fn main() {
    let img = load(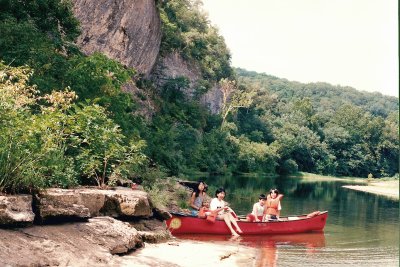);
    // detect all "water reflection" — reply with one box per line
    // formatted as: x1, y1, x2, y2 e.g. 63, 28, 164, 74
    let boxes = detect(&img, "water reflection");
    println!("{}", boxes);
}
176, 233, 326, 267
